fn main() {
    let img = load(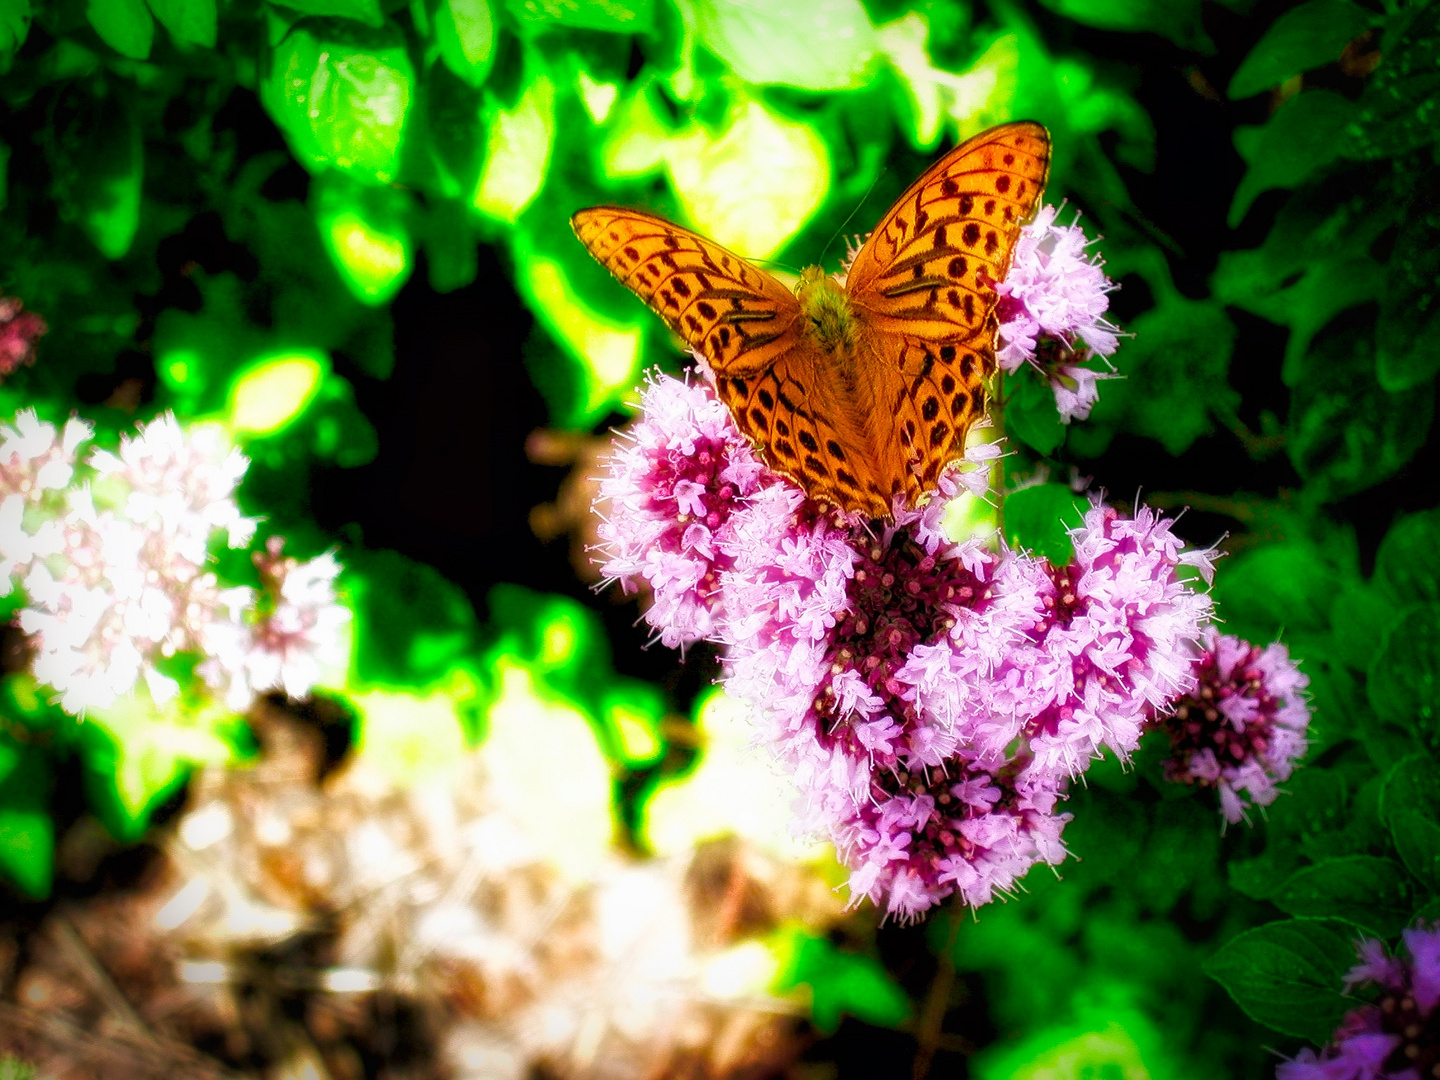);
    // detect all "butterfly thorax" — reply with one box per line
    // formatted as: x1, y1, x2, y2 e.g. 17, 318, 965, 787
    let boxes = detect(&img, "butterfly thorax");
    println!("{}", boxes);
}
796, 266, 857, 358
